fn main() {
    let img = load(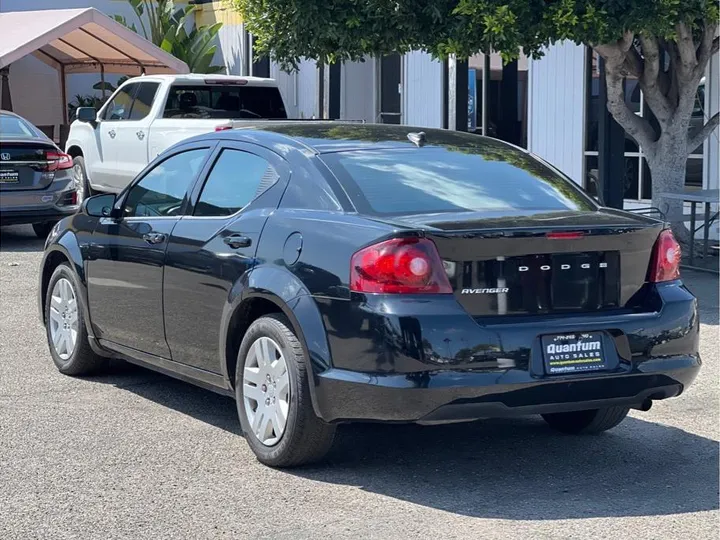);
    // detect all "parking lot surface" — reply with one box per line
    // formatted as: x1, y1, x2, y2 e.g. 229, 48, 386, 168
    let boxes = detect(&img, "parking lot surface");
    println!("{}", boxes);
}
1, 224, 718, 540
